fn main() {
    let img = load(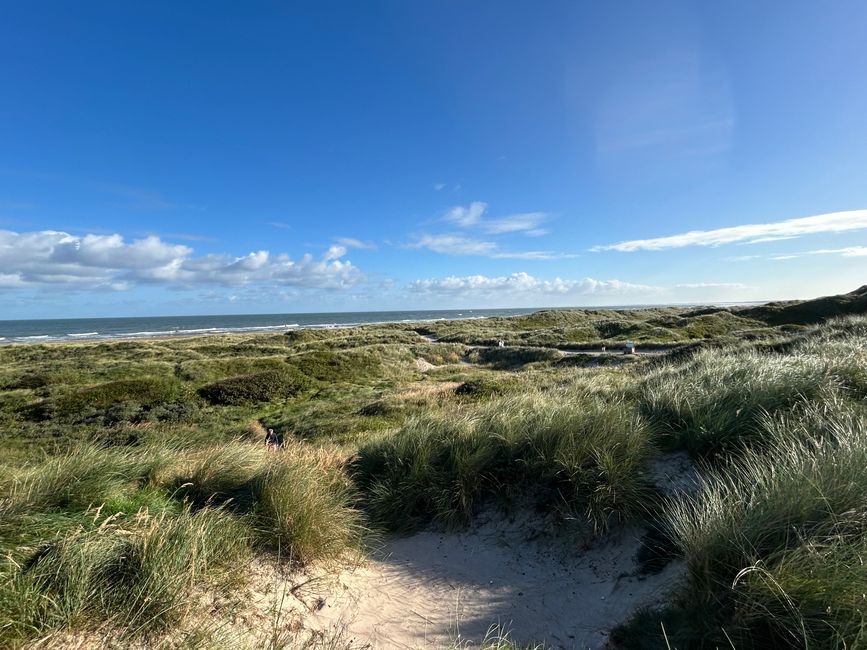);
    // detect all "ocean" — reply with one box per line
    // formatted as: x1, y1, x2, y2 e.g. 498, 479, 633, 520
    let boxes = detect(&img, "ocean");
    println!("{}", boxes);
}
0, 308, 542, 344
0, 302, 763, 345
